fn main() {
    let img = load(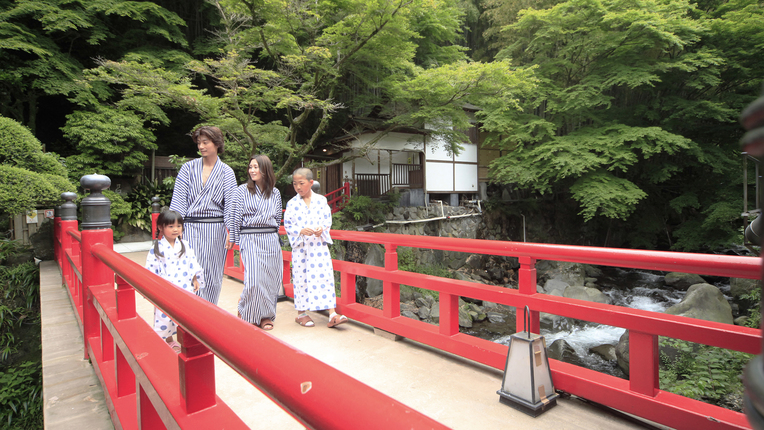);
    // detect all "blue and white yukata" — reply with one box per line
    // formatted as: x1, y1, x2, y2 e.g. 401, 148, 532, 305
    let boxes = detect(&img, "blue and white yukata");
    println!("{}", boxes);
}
230, 184, 283, 325
145, 237, 205, 340
170, 157, 237, 305
284, 192, 336, 312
